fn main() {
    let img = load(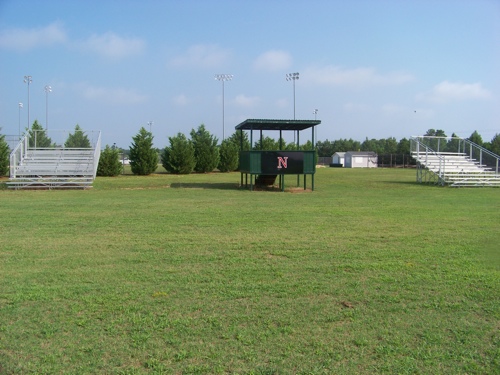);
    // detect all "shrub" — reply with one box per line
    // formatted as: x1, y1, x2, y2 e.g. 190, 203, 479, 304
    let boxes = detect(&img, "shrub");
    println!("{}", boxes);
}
190, 125, 219, 173
129, 127, 158, 175
0, 131, 9, 176
161, 133, 195, 174
97, 145, 122, 176
218, 139, 239, 172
